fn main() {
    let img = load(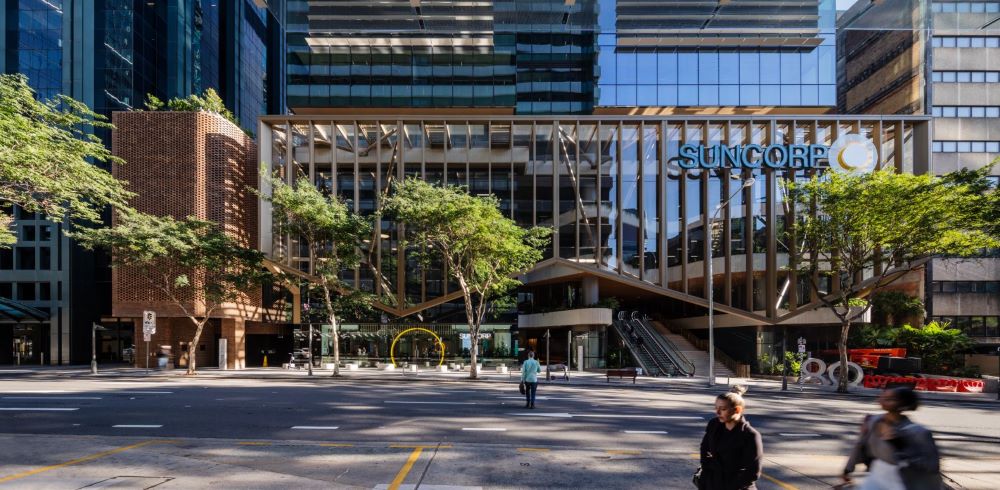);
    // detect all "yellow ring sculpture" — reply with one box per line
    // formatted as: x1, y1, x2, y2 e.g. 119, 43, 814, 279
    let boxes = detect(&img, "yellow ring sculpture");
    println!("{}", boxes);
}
389, 327, 446, 368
